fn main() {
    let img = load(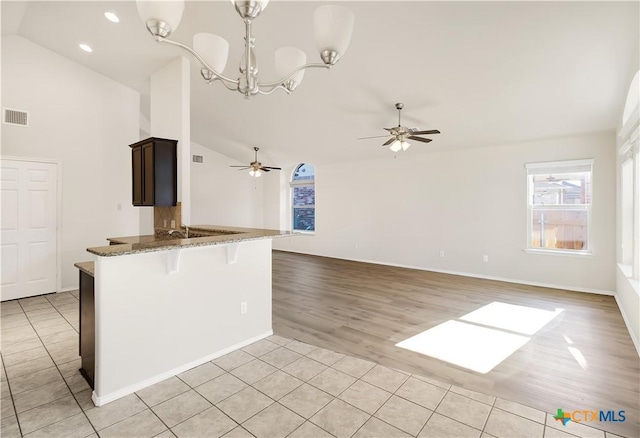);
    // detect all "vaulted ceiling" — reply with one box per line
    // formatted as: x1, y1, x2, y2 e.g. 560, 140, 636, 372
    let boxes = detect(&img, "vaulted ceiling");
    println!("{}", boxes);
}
2, 1, 639, 165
